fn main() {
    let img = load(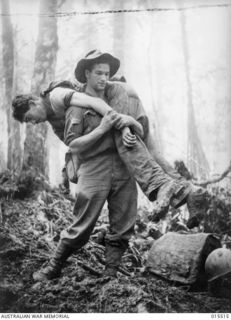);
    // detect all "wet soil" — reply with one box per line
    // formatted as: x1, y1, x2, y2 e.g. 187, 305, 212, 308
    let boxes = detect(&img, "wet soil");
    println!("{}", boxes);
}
0, 190, 230, 313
